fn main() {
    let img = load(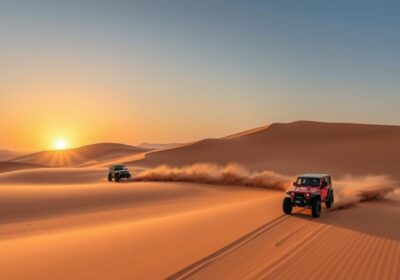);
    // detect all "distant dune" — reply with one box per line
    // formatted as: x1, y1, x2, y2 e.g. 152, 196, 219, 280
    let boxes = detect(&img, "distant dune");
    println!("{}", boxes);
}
0, 149, 24, 161
0, 161, 46, 173
137, 142, 182, 150
0, 168, 104, 184
9, 143, 150, 167
222, 124, 269, 139
131, 121, 400, 181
